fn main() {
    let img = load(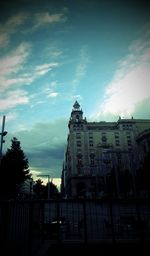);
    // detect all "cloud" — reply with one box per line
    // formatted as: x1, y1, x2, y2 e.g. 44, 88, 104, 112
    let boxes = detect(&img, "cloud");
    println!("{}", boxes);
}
0, 43, 59, 90
0, 32, 9, 47
0, 42, 31, 91
0, 60, 59, 90
34, 8, 68, 28
3, 118, 68, 177
47, 92, 59, 98
0, 112, 17, 123
0, 42, 30, 76
71, 46, 89, 98
72, 46, 90, 89
0, 41, 60, 111
133, 97, 150, 119
0, 8, 68, 48
0, 13, 28, 48
0, 89, 29, 110
93, 28, 150, 120
35, 63, 59, 76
